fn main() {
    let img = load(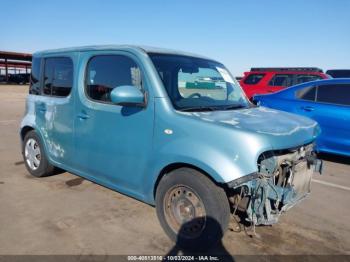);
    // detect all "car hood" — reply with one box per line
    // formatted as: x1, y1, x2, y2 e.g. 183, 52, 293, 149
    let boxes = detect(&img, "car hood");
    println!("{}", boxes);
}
184, 106, 319, 150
